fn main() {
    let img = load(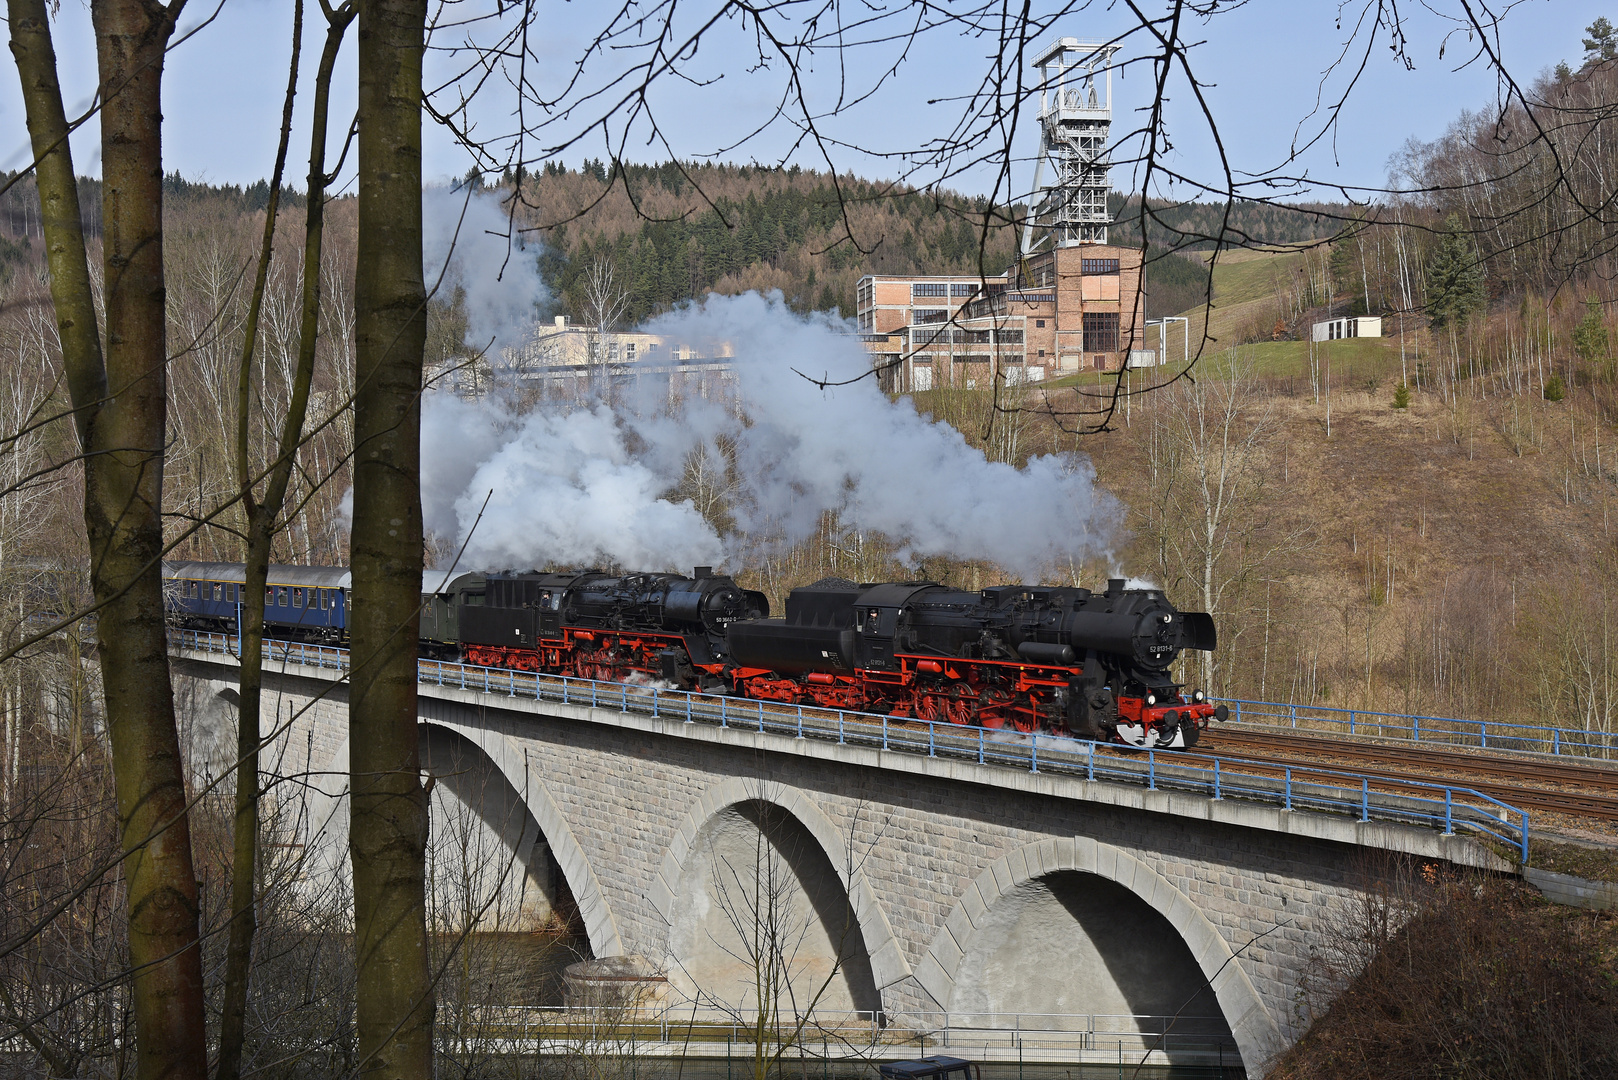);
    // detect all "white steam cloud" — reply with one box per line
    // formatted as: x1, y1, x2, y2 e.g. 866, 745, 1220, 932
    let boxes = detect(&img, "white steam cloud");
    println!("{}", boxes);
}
422, 291, 1121, 580
423, 187, 547, 355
